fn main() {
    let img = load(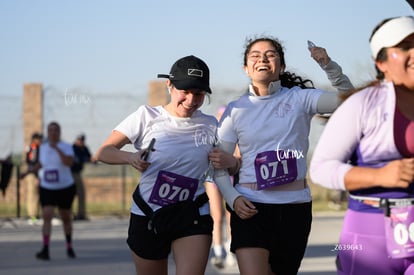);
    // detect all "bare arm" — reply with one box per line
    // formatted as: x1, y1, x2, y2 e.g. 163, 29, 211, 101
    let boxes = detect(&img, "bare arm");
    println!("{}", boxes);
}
310, 91, 414, 191
344, 158, 414, 191
95, 130, 150, 172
